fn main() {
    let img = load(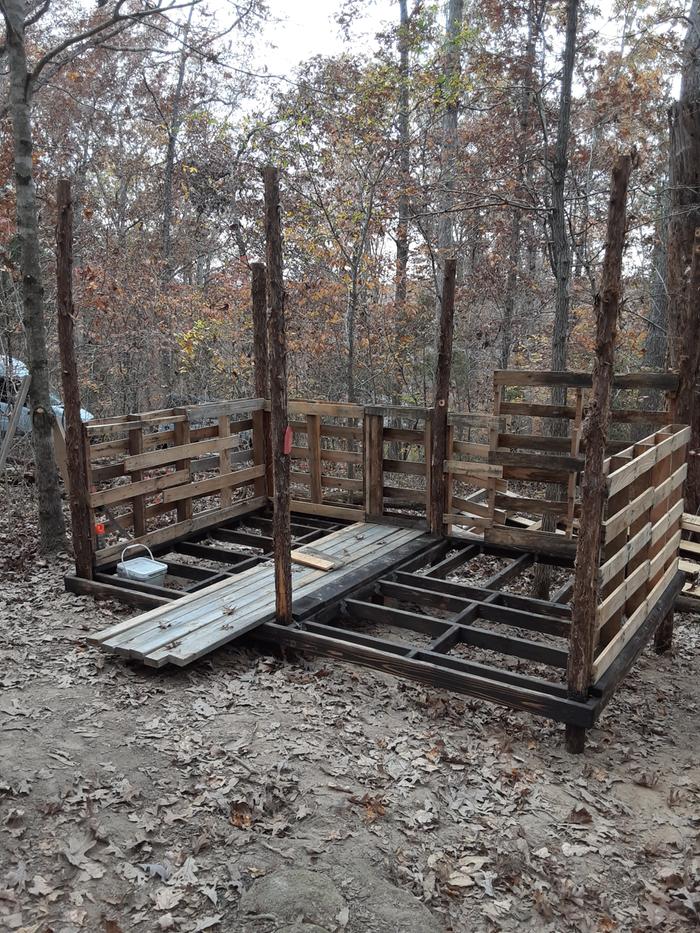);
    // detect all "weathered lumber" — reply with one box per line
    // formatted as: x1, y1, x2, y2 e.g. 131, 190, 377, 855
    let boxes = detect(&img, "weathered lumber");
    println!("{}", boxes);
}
0, 374, 30, 473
